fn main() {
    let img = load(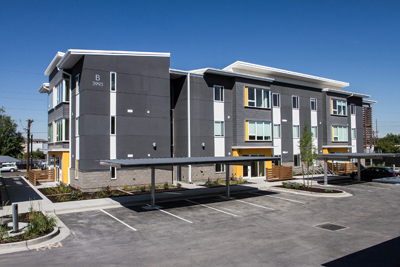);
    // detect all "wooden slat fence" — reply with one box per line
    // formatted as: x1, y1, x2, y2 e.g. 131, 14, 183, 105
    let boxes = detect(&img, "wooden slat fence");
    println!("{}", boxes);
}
266, 166, 293, 182
327, 162, 357, 175
28, 169, 55, 186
